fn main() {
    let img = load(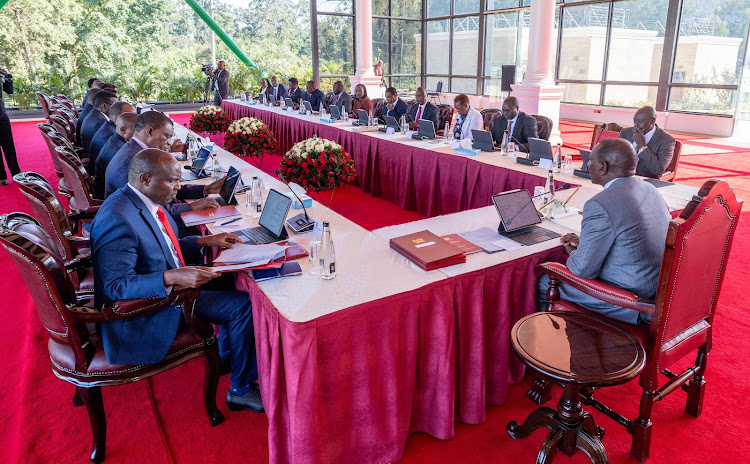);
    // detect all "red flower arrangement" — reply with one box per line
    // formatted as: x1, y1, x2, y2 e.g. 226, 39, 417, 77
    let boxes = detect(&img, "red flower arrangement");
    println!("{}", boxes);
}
188, 105, 232, 134
279, 136, 356, 190
223, 117, 278, 160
